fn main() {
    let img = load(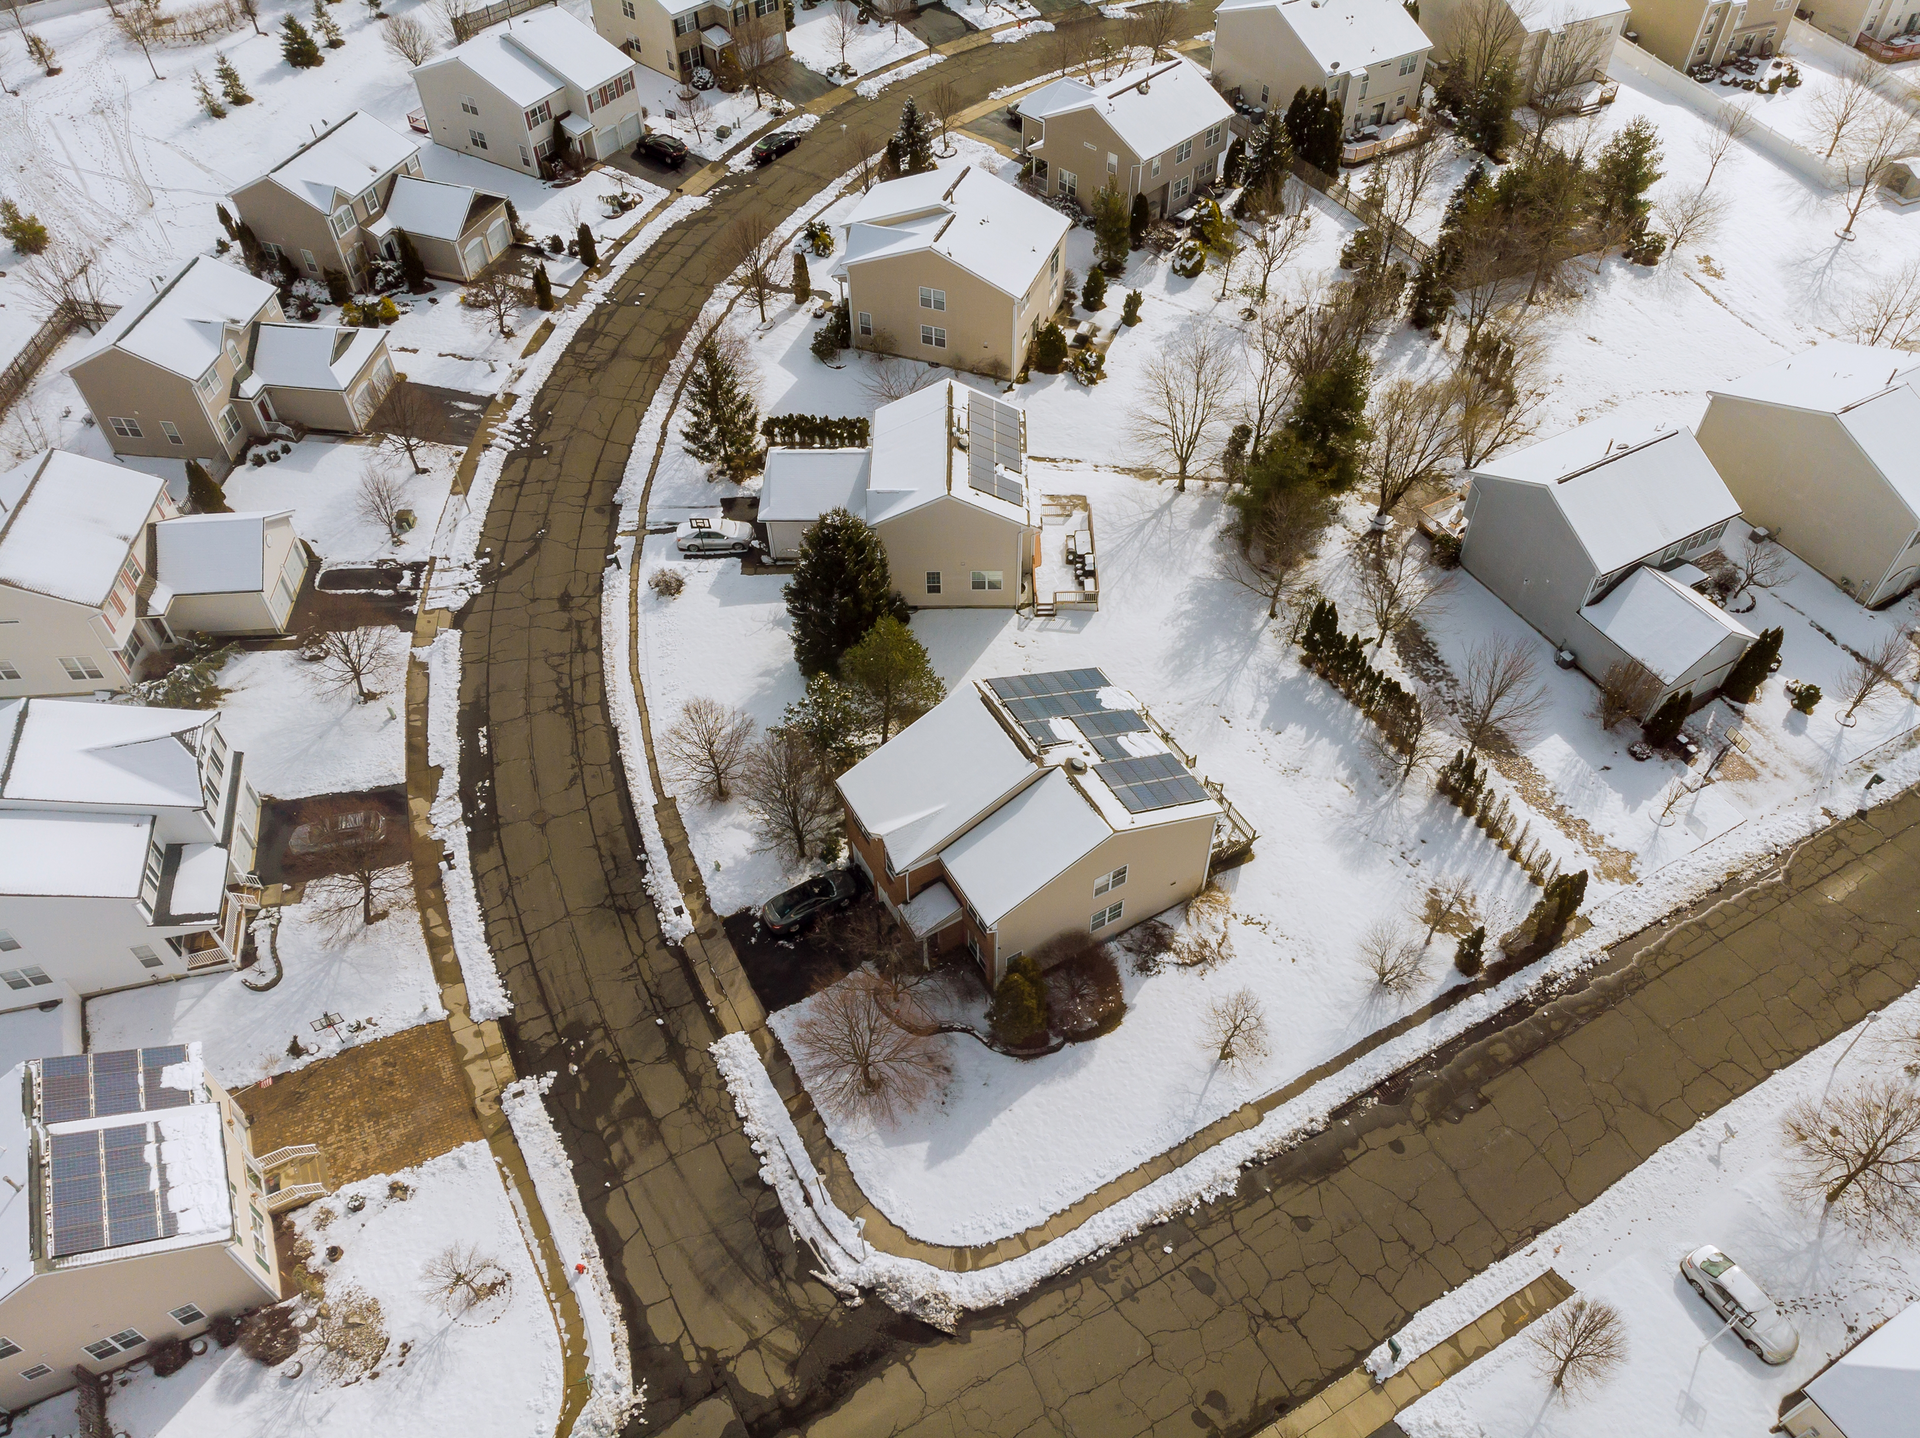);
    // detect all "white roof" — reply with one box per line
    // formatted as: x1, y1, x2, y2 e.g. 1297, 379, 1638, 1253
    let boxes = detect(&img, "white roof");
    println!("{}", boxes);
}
423, 7, 630, 107
900, 880, 962, 939
68, 256, 276, 382
1022, 58, 1236, 160
1806, 1301, 1920, 1438
166, 841, 229, 920
1582, 565, 1755, 684
1470, 424, 1743, 576
837, 690, 1038, 872
0, 989, 81, 1085
941, 768, 1109, 925
757, 449, 871, 523
249, 322, 383, 392
0, 698, 214, 811
0, 450, 162, 608
0, 811, 152, 897
1518, 0, 1630, 32
839, 166, 1072, 299
0, 1065, 30, 1303
383, 174, 492, 242
251, 111, 419, 213
1216, 0, 1432, 74
153, 512, 287, 597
